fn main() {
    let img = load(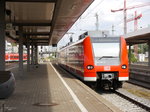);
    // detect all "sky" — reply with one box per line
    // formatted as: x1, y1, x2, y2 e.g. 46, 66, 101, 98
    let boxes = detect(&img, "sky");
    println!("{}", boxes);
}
58, 0, 150, 48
